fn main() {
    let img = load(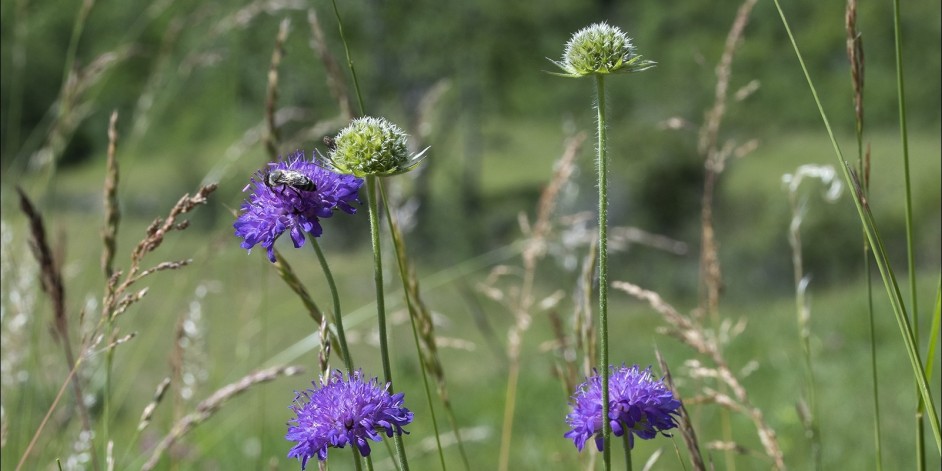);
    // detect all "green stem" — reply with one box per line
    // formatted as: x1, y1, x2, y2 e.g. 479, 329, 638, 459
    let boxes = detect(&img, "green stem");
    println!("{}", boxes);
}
104, 332, 114, 459
853, 64, 884, 471
378, 180, 448, 470
867, 256, 884, 470
595, 73, 611, 469
621, 433, 633, 471
890, 0, 924, 467
328, 3, 408, 467
771, 0, 941, 451
309, 235, 354, 371
366, 177, 391, 383
787, 192, 821, 470
330, 0, 365, 117
366, 176, 409, 471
